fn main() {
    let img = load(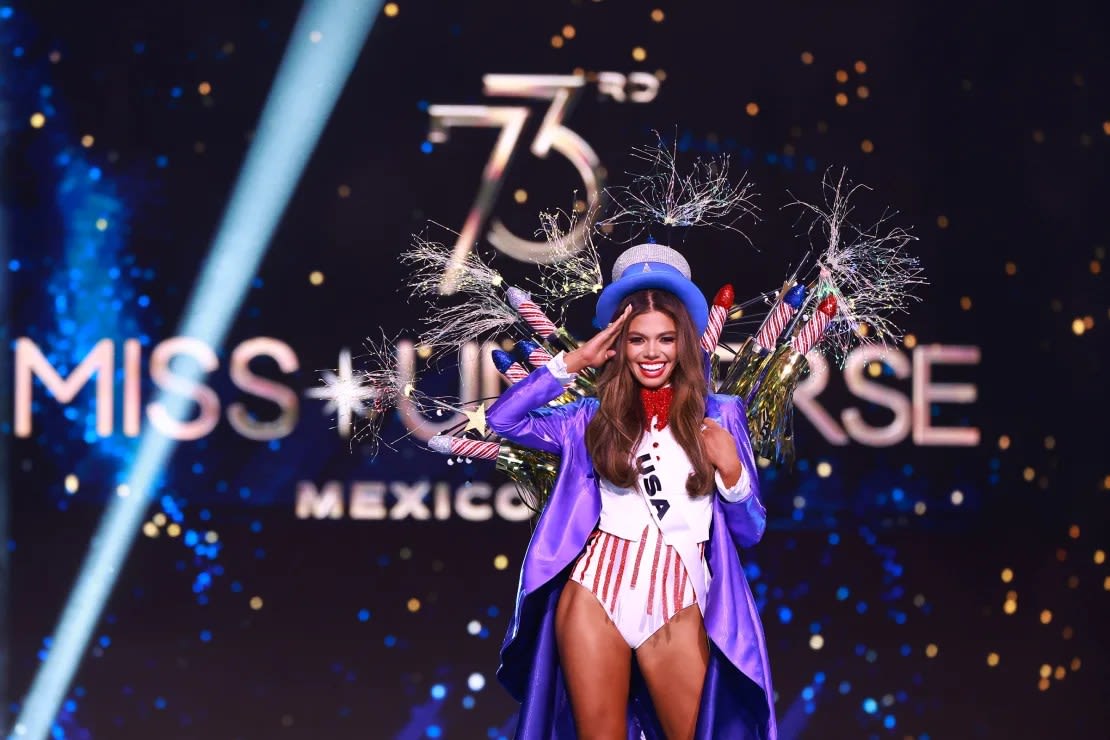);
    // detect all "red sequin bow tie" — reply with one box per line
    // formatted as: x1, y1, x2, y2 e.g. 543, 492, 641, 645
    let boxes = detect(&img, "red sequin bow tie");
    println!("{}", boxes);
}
640, 385, 674, 430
